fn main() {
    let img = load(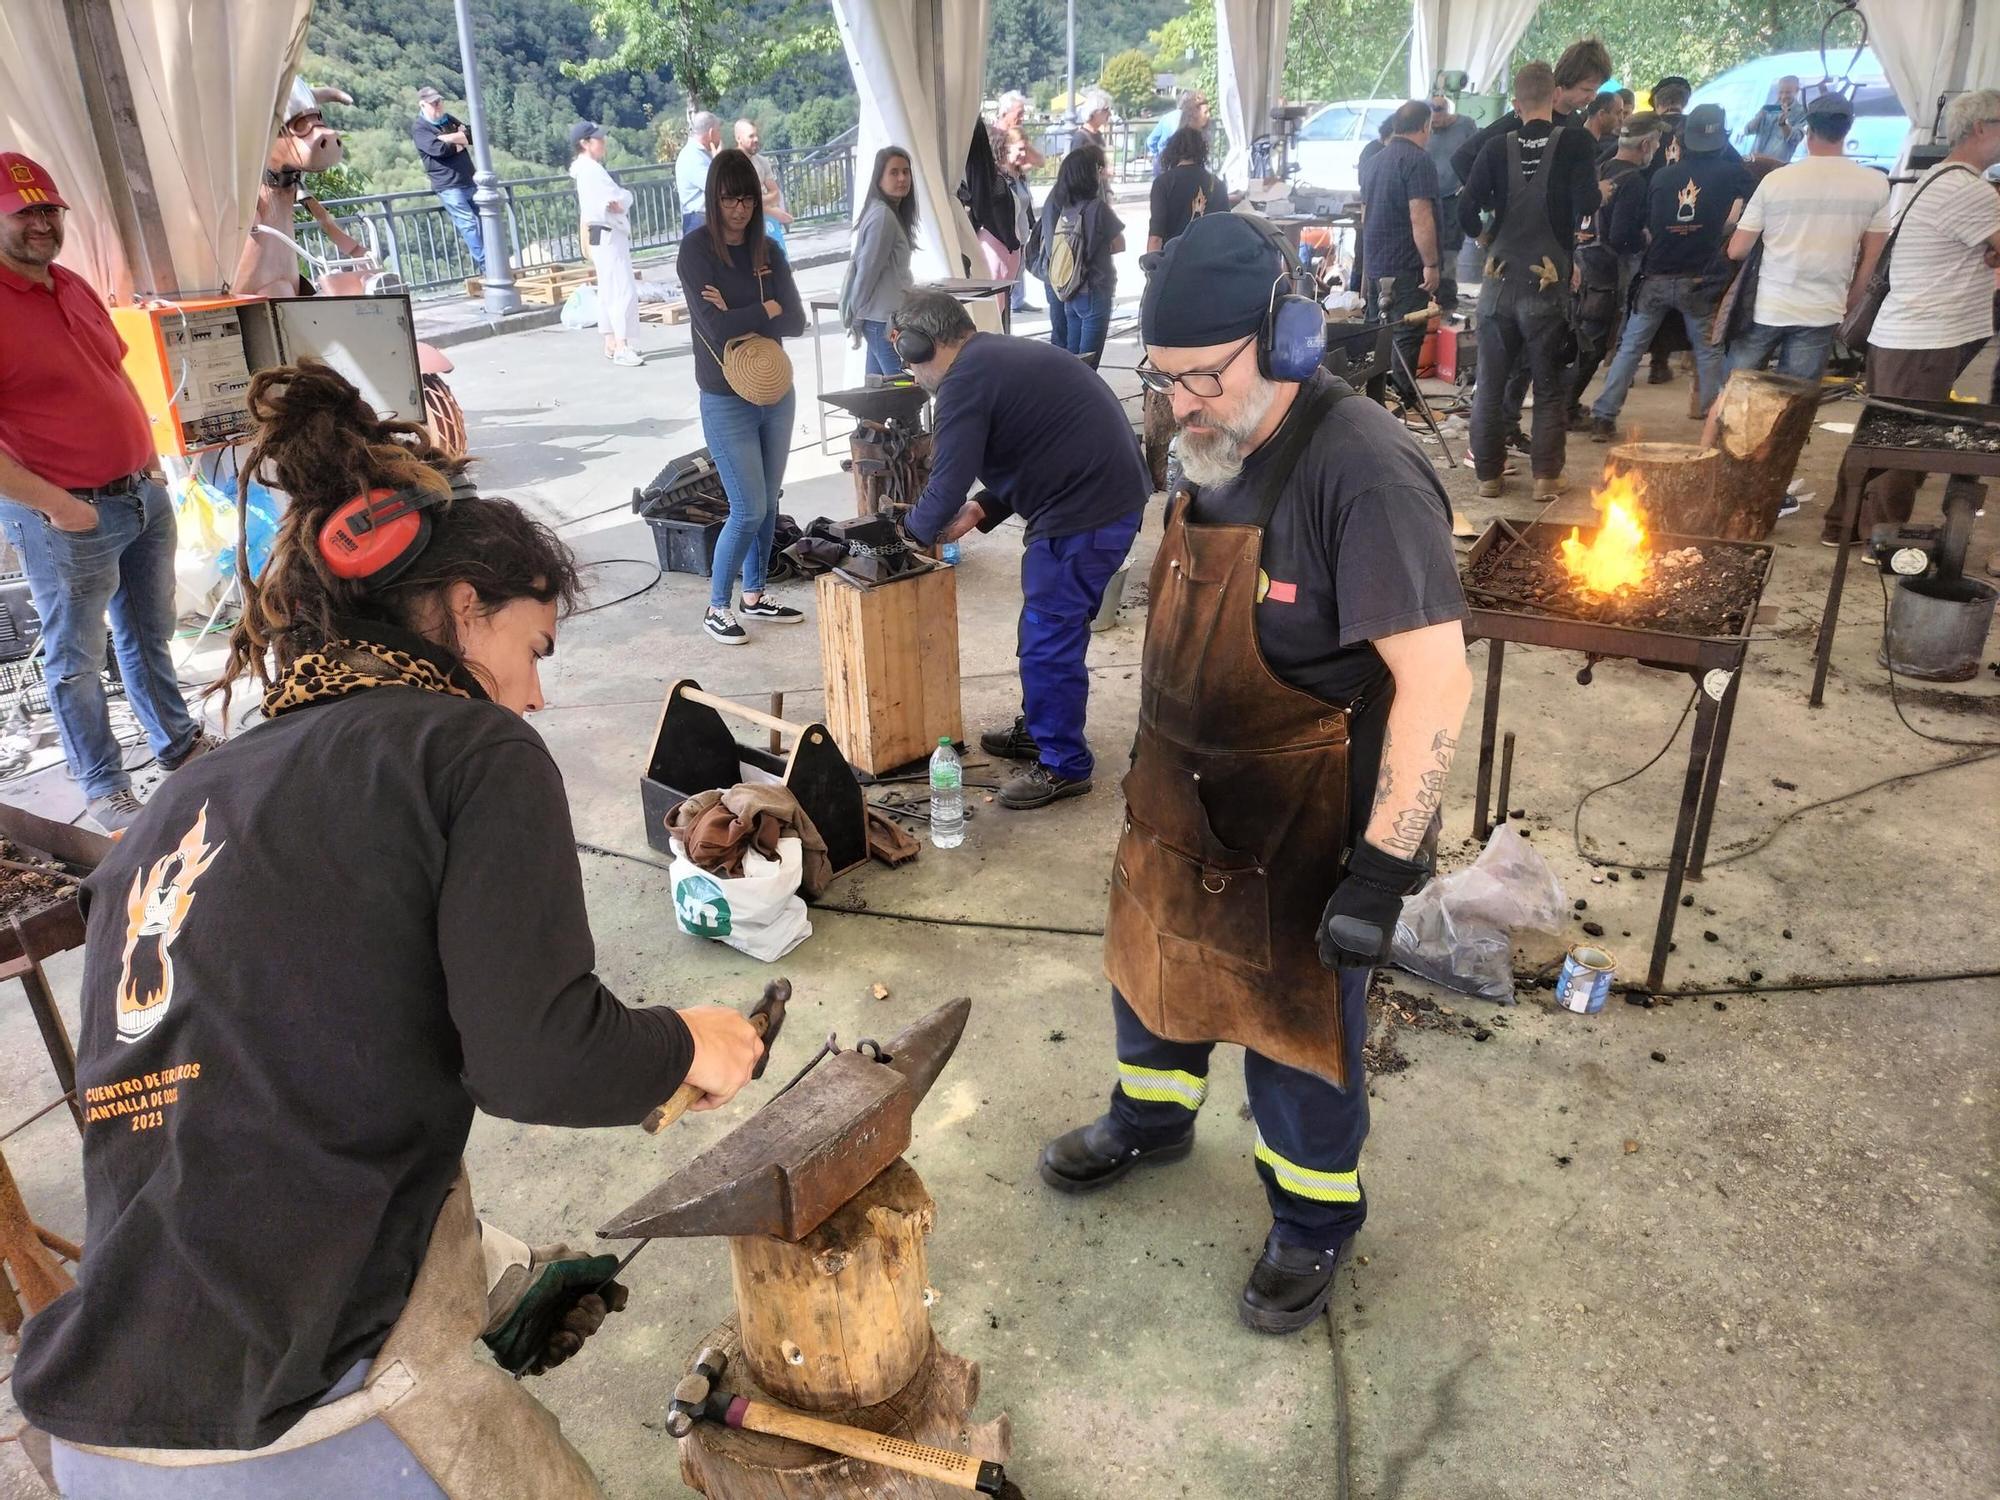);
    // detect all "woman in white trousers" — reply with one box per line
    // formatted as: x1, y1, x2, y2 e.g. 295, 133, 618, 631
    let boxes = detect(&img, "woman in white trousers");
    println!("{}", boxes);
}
568, 121, 642, 367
